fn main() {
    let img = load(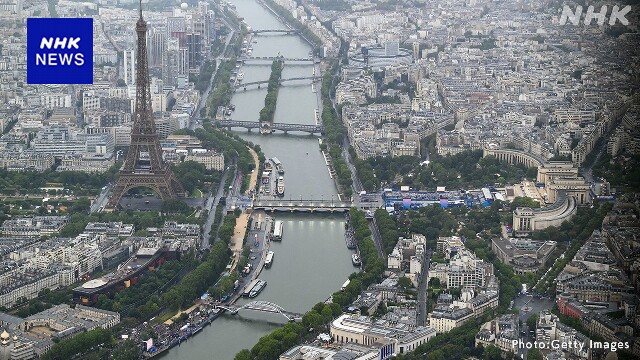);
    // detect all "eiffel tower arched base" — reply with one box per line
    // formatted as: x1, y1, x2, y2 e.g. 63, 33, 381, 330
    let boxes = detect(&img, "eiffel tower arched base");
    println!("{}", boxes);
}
105, 170, 184, 211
